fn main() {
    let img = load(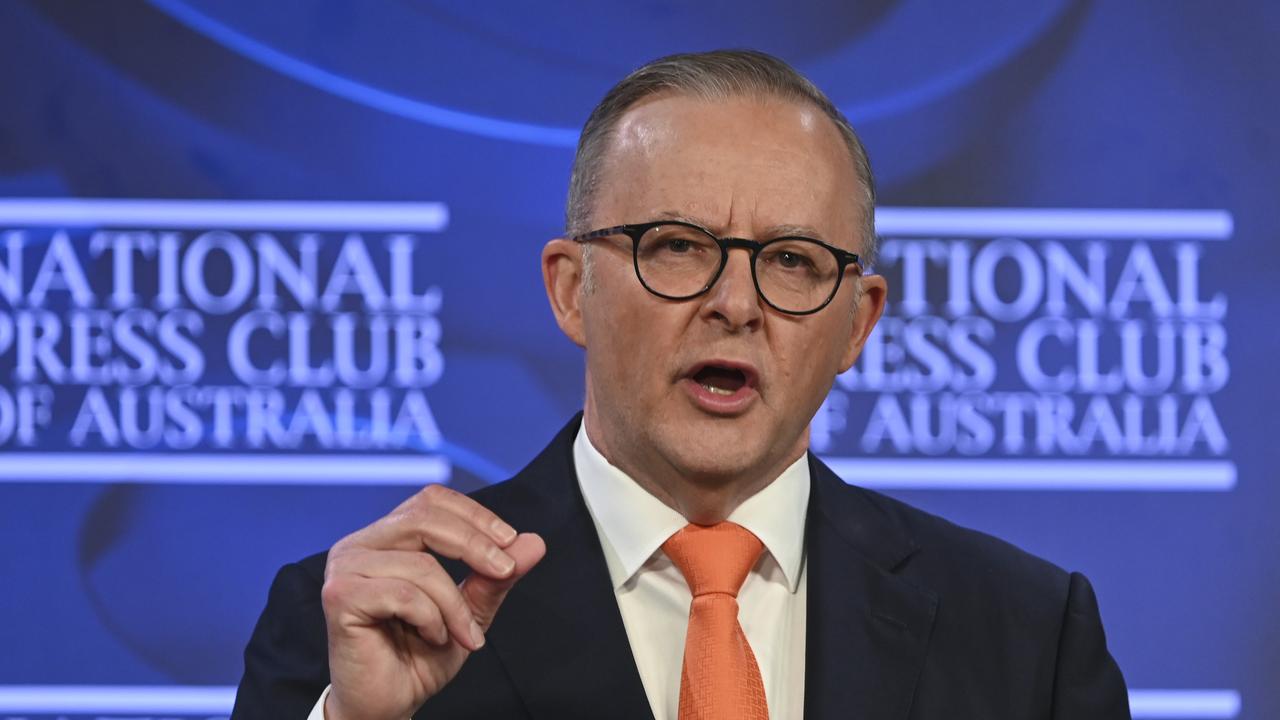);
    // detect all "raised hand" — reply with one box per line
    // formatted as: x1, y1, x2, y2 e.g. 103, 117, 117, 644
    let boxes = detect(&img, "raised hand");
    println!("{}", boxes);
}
320, 484, 546, 720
